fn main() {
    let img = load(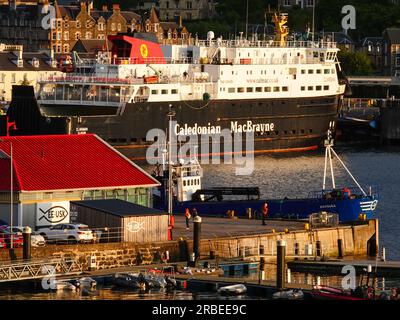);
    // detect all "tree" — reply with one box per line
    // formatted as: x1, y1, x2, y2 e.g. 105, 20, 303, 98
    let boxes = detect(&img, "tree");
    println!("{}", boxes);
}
338, 50, 373, 76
